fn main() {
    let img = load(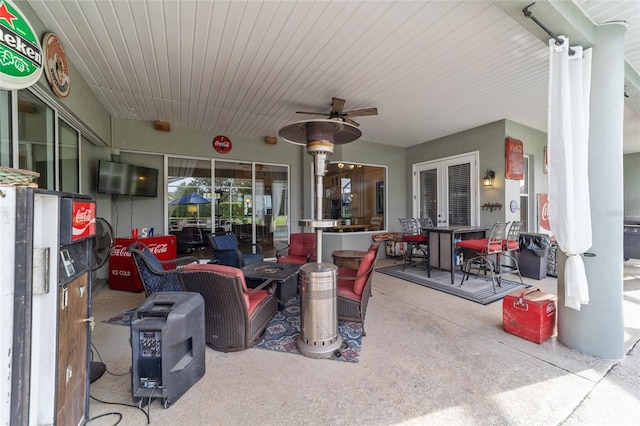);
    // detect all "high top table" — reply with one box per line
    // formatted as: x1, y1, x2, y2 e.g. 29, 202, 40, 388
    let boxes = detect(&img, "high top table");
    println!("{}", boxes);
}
421, 226, 489, 284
